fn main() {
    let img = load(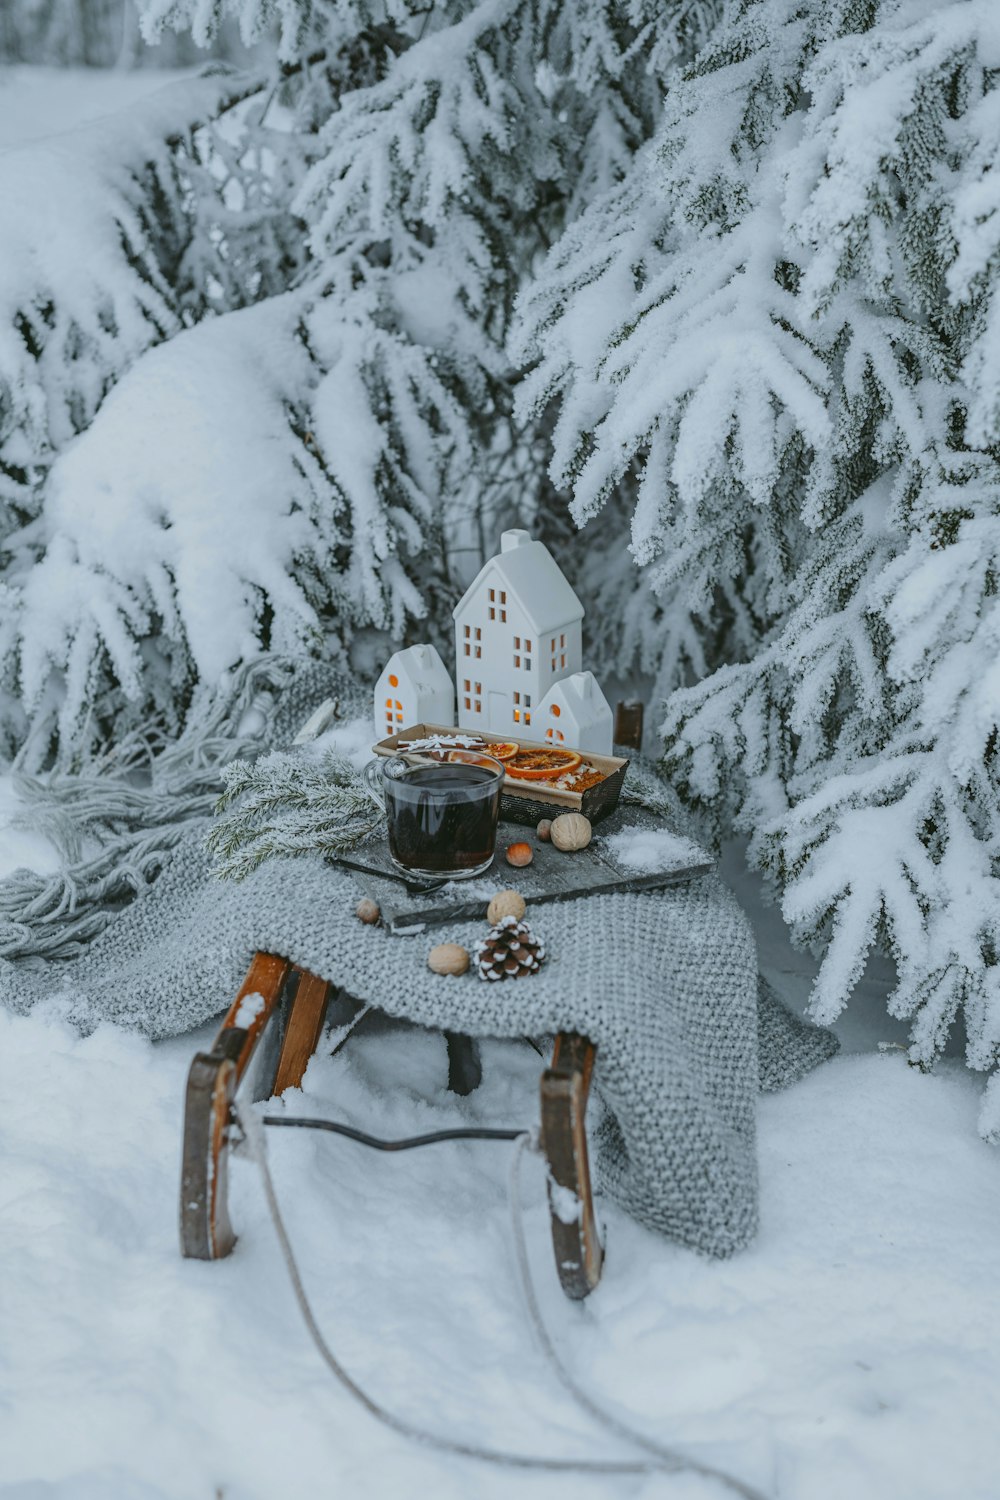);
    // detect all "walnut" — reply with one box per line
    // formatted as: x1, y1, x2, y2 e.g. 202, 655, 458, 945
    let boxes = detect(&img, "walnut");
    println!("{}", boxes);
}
550, 812, 592, 852
487, 889, 526, 924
